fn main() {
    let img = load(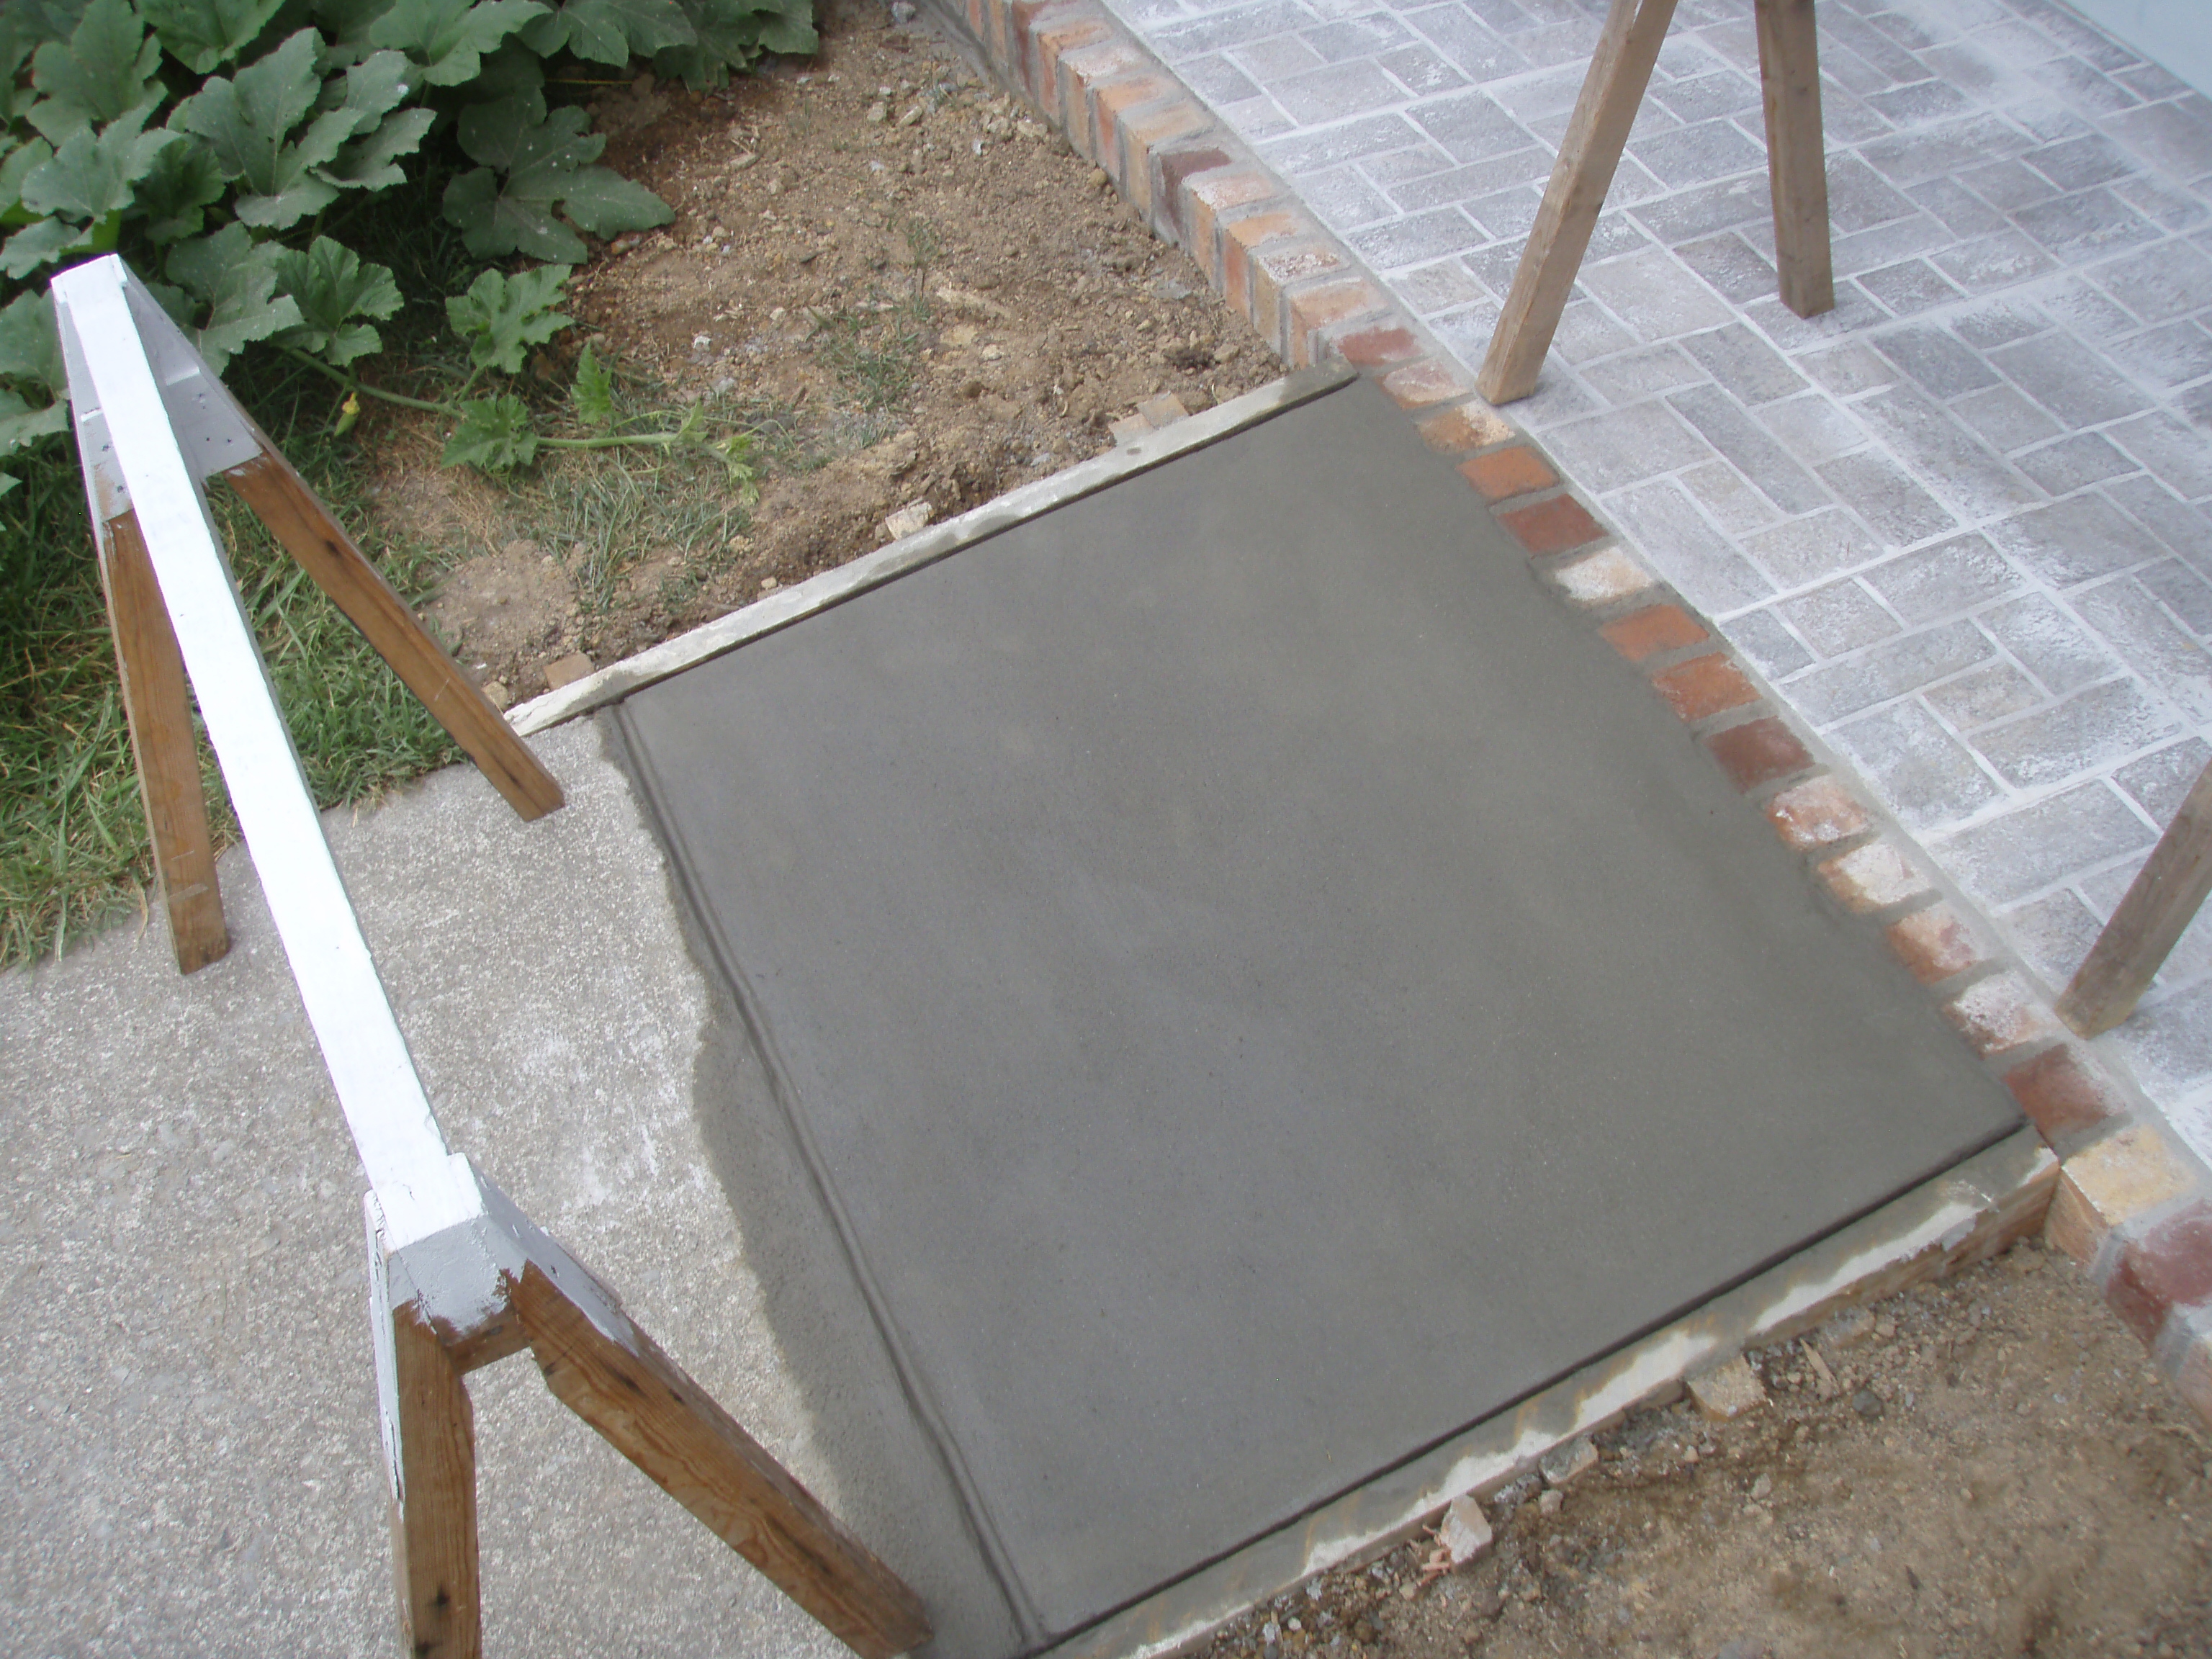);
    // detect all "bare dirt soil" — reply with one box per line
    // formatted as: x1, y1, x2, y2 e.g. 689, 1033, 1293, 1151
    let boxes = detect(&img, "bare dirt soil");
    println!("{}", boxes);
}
379, 0, 1275, 703
1205, 1238, 2211, 1659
